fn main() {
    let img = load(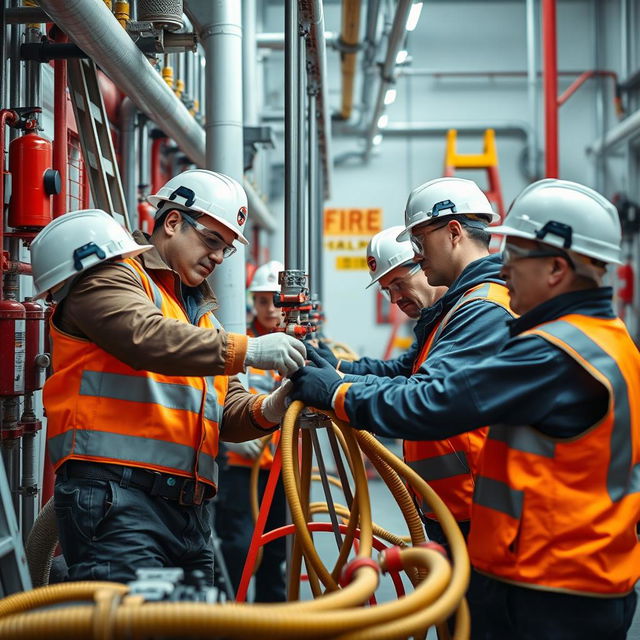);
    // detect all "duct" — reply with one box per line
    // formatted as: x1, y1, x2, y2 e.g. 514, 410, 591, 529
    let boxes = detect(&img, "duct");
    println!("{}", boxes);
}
187, 0, 246, 335
300, 0, 332, 199
588, 107, 640, 155
120, 97, 138, 223
339, 0, 362, 120
364, 0, 413, 160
